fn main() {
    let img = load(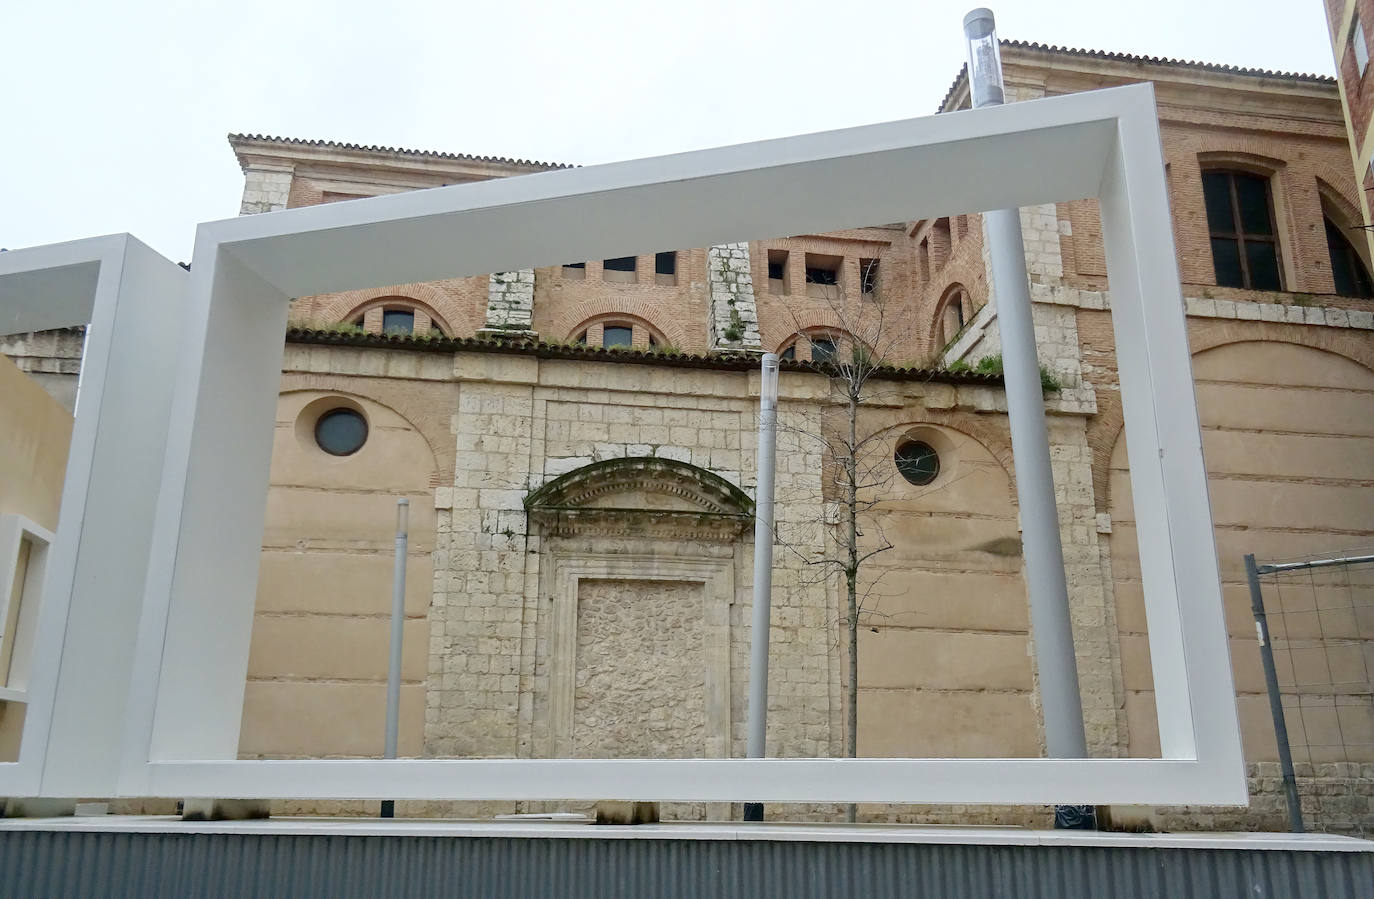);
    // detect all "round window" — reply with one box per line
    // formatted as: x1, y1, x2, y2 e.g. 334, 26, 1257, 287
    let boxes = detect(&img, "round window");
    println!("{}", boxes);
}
315, 408, 368, 456
895, 440, 939, 486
